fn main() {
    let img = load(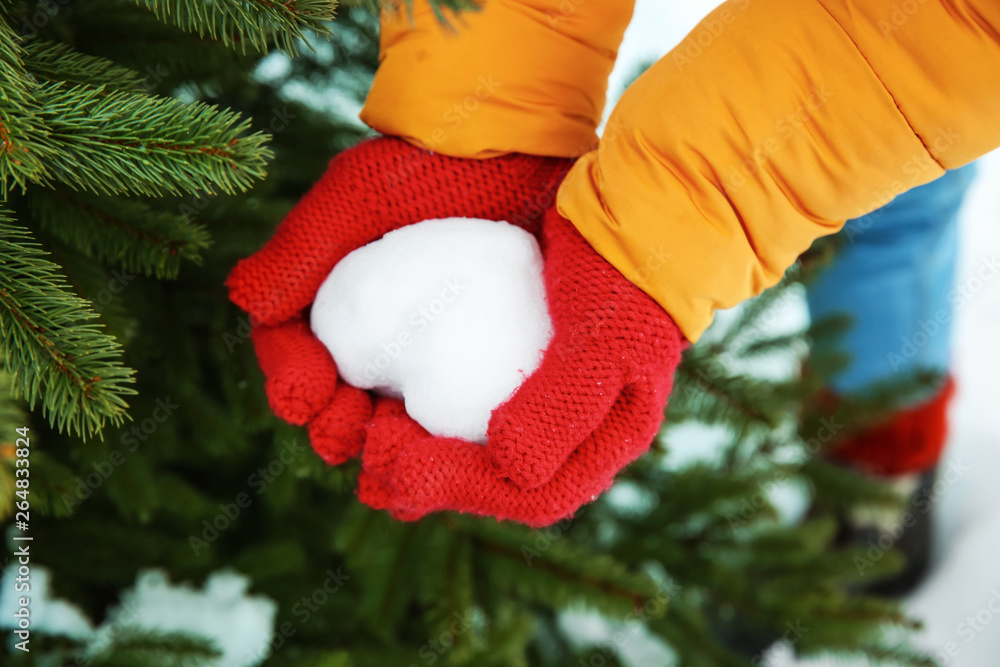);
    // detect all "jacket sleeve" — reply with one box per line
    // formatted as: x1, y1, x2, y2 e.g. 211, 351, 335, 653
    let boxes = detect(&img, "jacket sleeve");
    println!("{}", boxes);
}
557, 0, 1000, 341
359, 0, 635, 158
